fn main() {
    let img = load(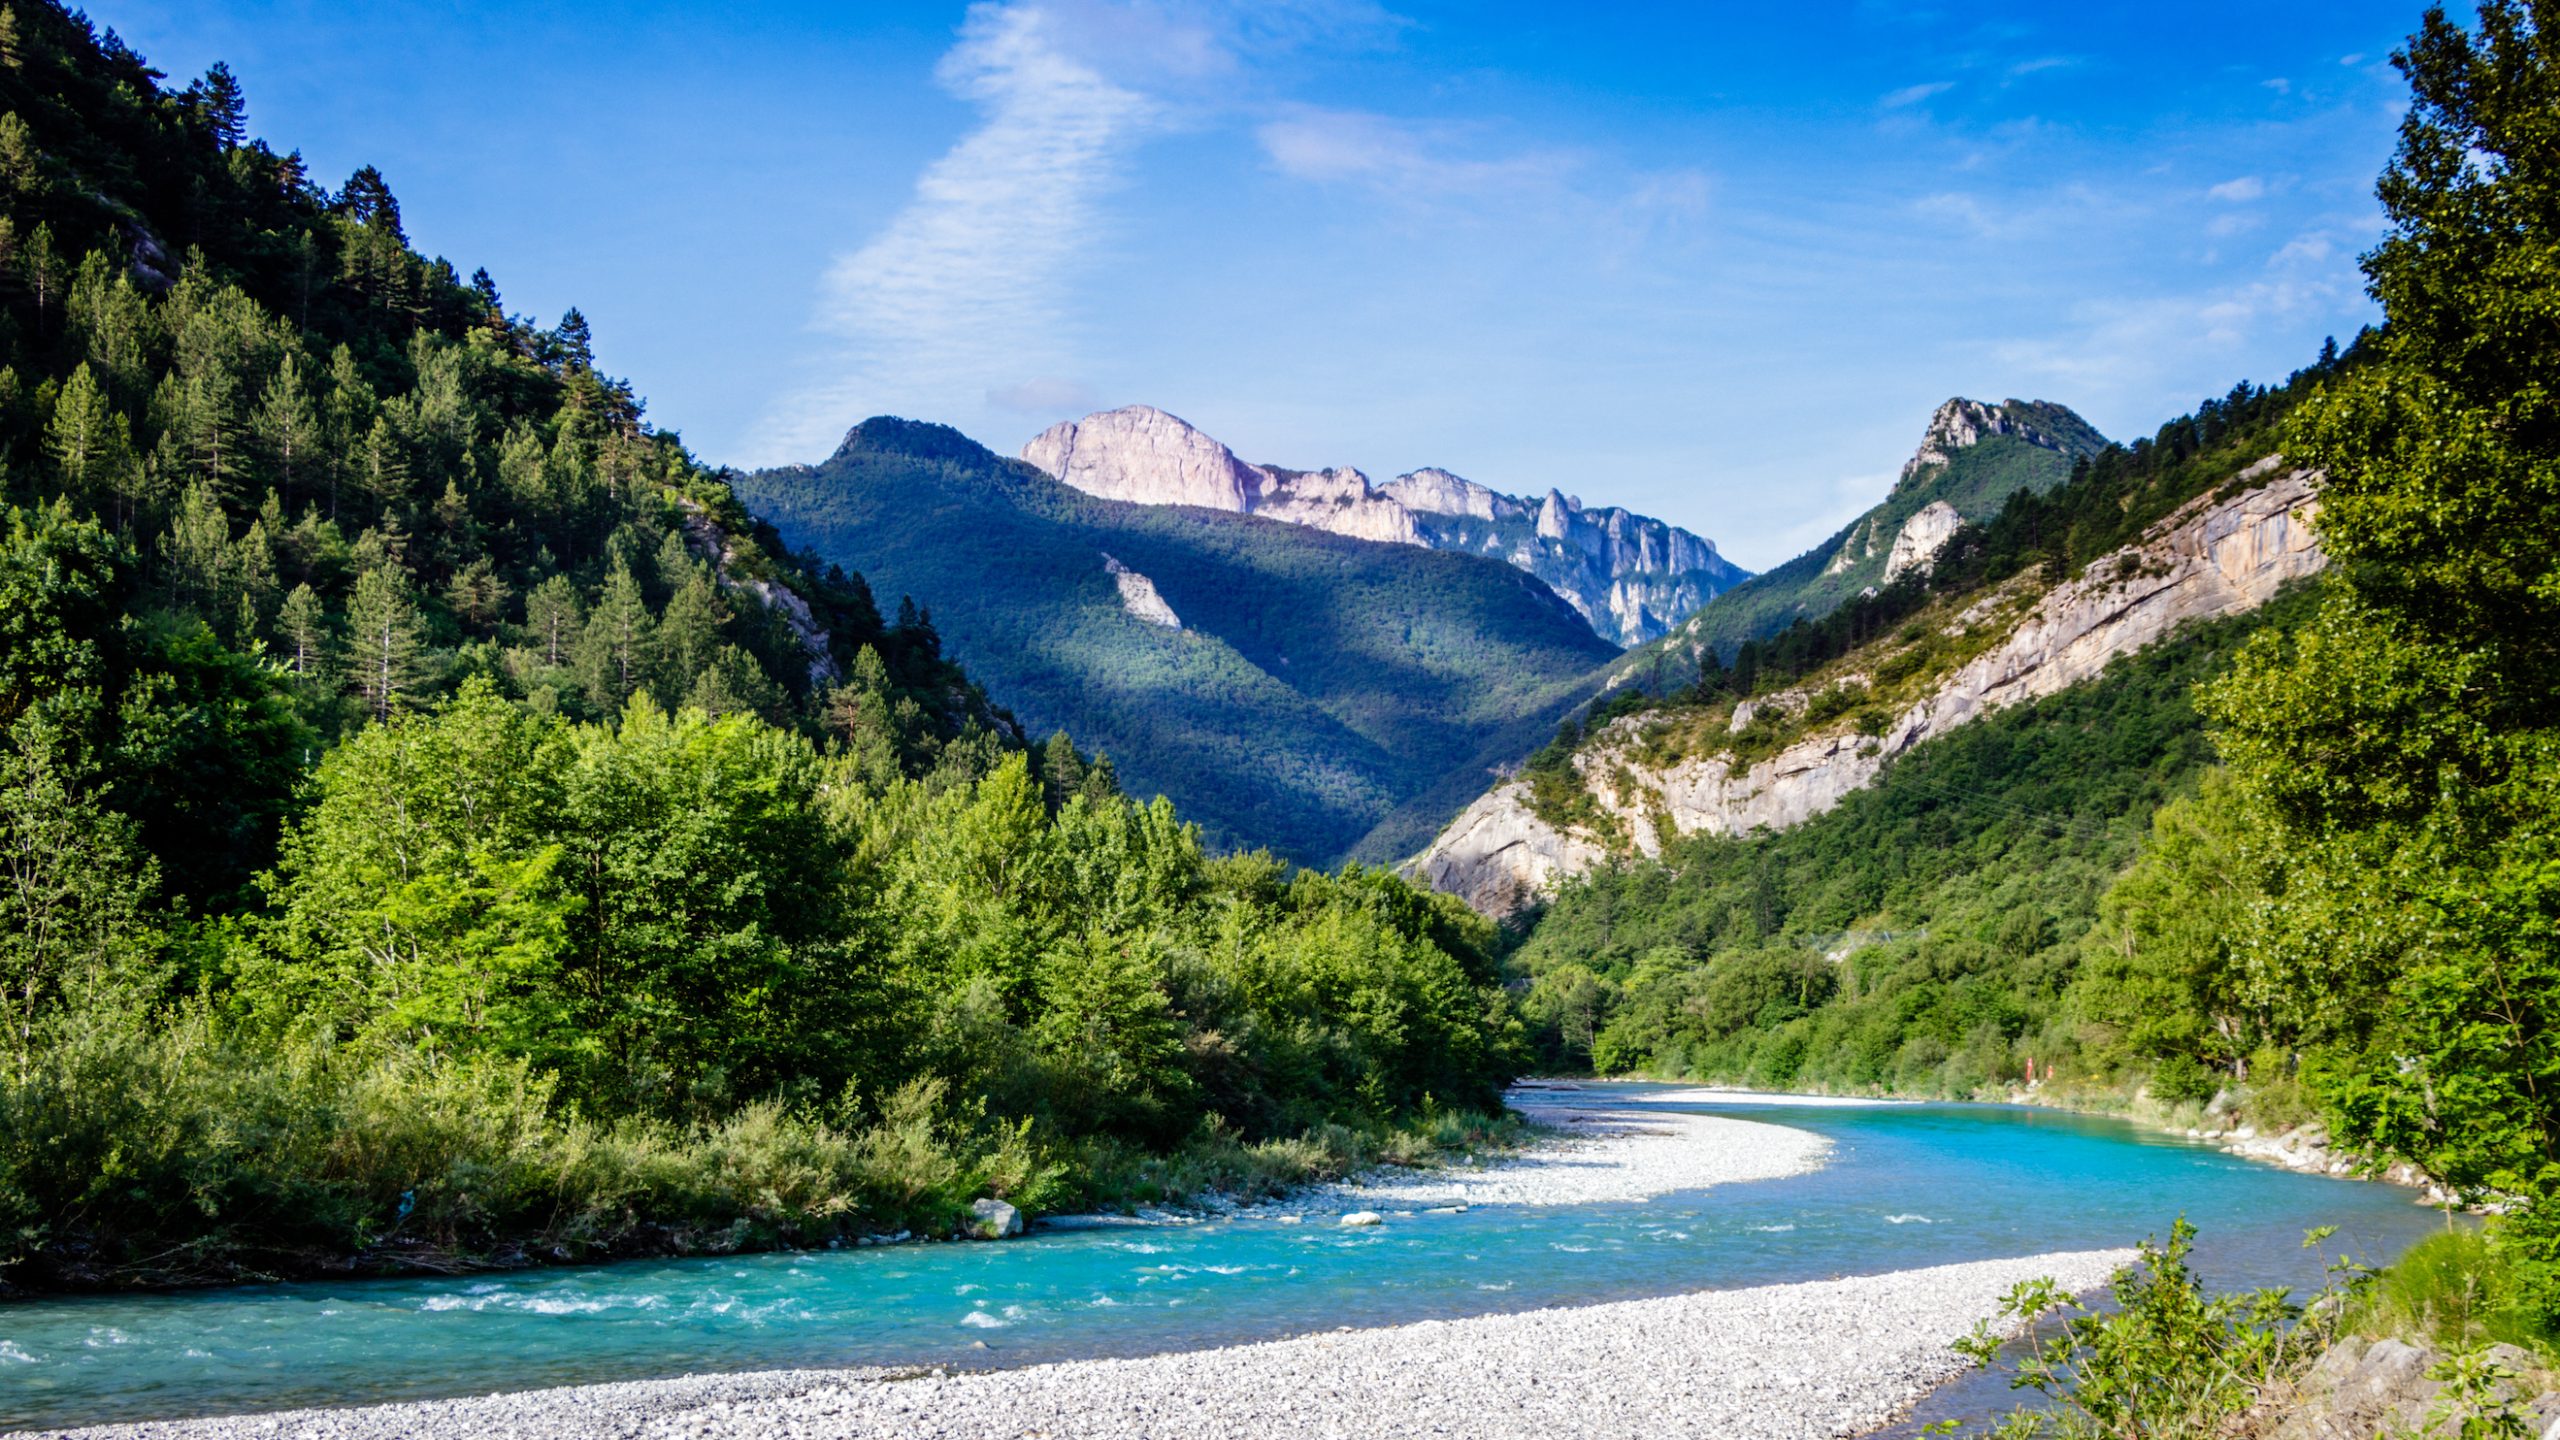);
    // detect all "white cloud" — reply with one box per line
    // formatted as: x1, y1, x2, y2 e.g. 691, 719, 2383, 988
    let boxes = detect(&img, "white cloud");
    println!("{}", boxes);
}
2208, 175, 2266, 202
1256, 107, 1572, 196
1879, 80, 1956, 109
989, 376, 1100, 414
749, 3, 1155, 465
